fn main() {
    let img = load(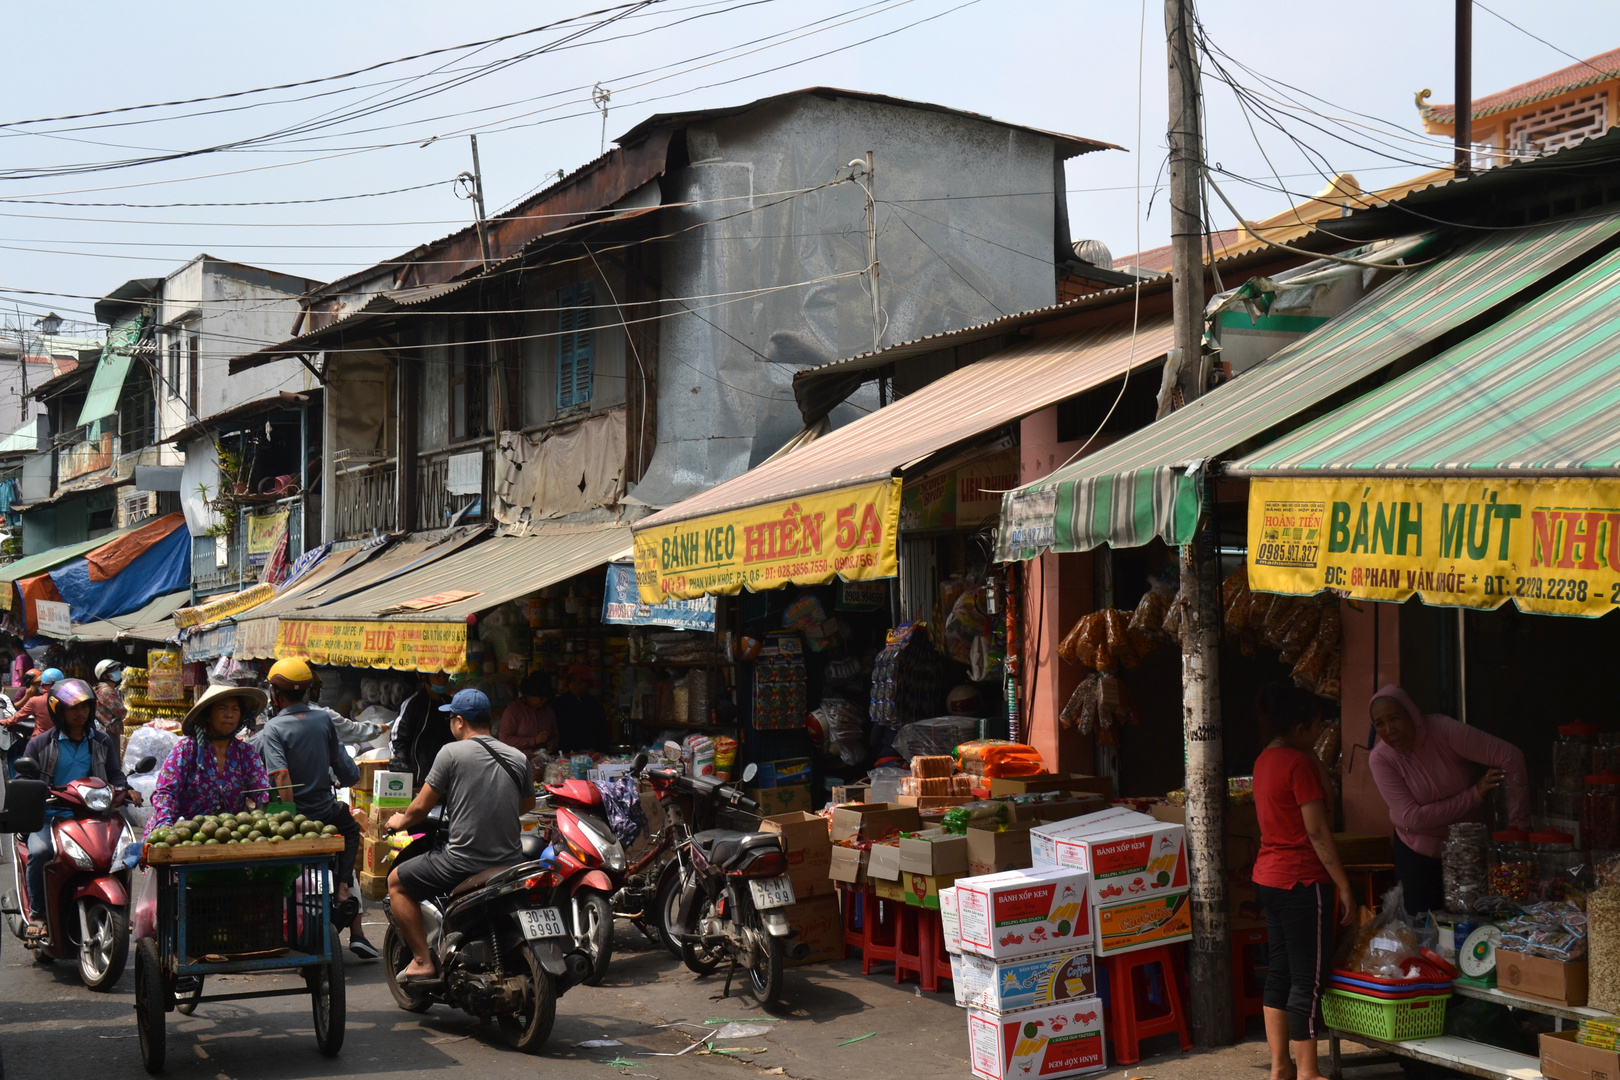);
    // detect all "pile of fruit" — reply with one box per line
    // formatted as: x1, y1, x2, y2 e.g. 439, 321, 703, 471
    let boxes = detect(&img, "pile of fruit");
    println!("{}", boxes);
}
148, 810, 337, 848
